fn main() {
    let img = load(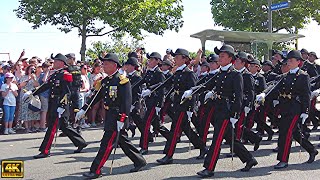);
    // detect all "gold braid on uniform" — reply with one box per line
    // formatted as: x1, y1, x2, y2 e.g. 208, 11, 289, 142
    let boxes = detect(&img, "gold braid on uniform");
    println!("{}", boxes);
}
119, 74, 129, 85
